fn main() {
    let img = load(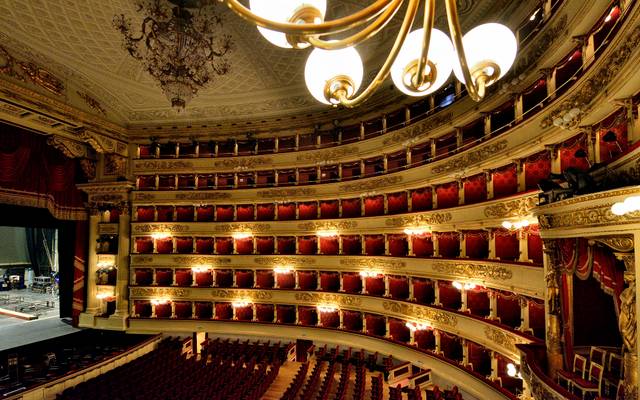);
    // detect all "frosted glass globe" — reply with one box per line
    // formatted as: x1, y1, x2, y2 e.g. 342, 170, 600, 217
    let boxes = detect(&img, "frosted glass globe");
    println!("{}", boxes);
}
611, 202, 627, 216
305, 46, 363, 104
453, 23, 517, 86
390, 28, 455, 96
623, 196, 640, 212
250, 0, 327, 48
